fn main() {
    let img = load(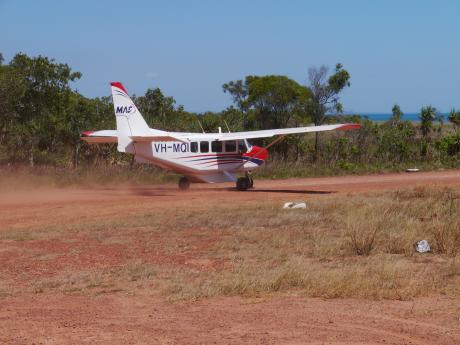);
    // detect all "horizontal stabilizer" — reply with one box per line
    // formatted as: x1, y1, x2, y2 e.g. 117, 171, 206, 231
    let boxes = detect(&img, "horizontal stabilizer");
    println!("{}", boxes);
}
81, 130, 117, 144
129, 135, 186, 143
81, 130, 187, 144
